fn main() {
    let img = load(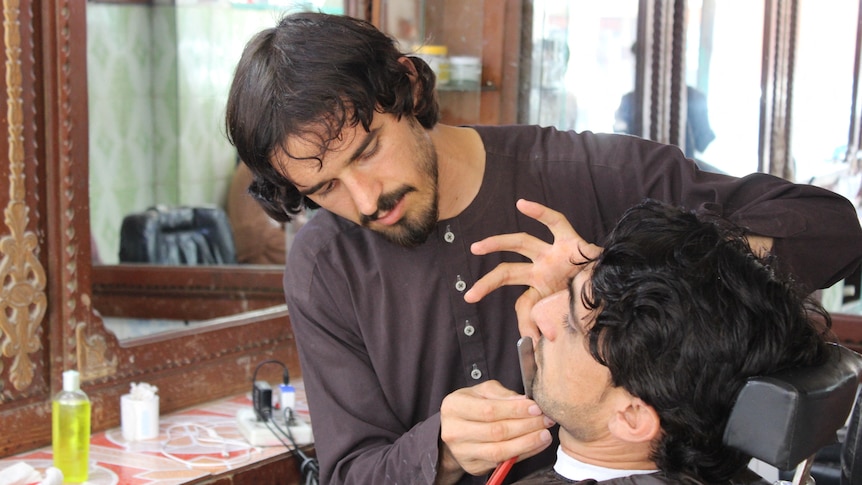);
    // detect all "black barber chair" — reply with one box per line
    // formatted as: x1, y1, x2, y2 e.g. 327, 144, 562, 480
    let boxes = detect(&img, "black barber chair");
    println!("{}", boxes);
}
119, 205, 237, 265
842, 386, 862, 484
724, 344, 862, 485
